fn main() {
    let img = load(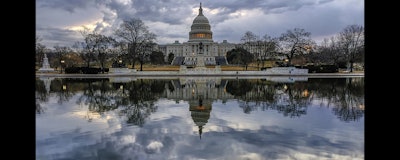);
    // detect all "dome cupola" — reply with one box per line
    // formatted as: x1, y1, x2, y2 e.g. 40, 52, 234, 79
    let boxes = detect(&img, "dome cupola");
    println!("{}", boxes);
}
189, 3, 213, 42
